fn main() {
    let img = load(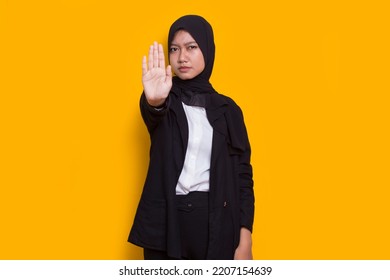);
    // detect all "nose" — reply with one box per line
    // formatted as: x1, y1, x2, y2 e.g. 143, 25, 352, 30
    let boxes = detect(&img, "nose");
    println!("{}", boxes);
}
178, 49, 188, 63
